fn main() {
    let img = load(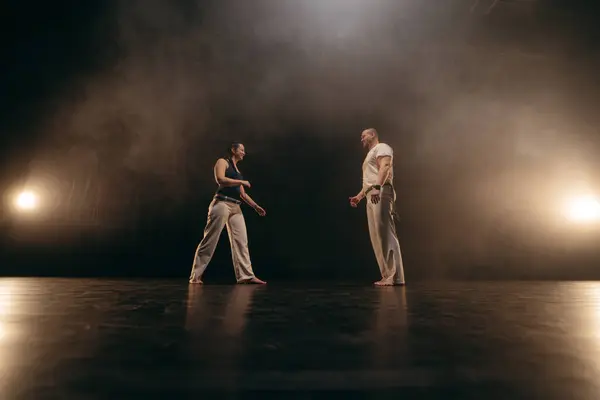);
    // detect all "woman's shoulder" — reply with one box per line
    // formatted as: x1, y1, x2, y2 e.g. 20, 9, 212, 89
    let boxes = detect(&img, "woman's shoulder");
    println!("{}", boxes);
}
216, 158, 240, 172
